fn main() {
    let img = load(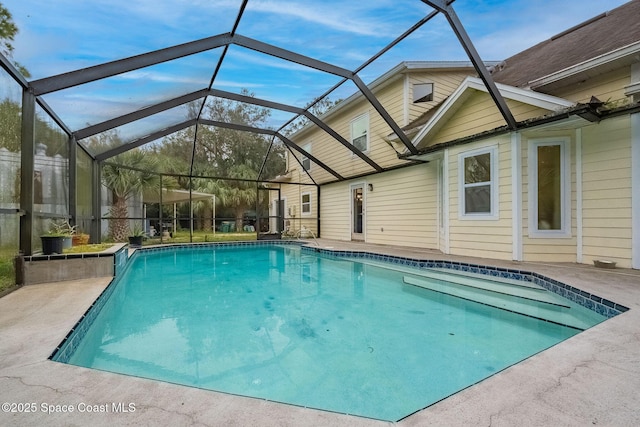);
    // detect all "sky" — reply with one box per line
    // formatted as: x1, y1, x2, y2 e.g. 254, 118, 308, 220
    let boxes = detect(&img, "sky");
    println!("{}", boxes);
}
1, 0, 631, 139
